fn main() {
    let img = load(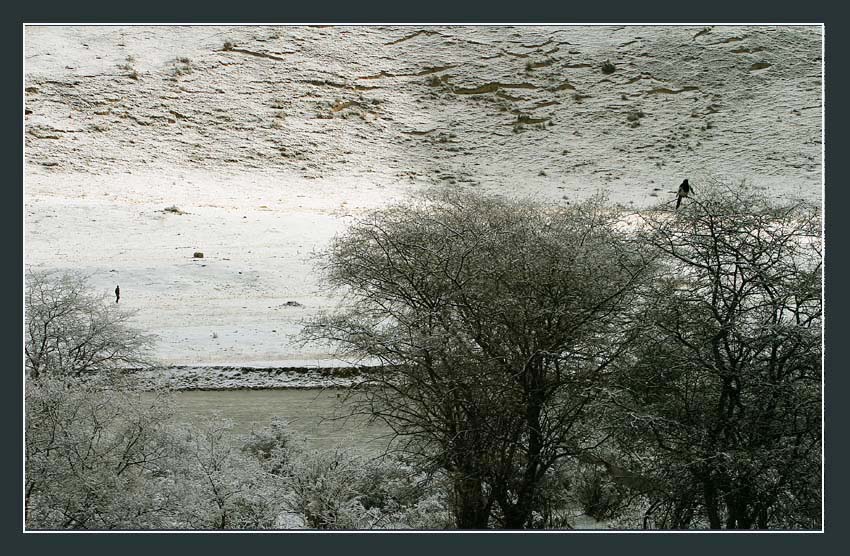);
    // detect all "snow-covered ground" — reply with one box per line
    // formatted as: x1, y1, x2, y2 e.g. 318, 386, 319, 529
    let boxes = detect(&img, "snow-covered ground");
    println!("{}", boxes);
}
24, 25, 823, 370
